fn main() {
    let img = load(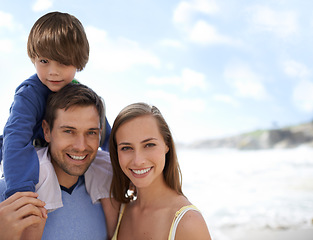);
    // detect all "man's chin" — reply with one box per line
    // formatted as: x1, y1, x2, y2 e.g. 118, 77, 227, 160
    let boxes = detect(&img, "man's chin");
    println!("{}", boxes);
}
64, 165, 90, 177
